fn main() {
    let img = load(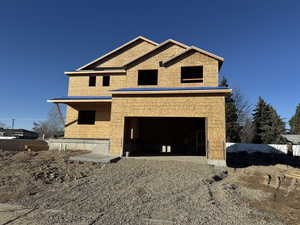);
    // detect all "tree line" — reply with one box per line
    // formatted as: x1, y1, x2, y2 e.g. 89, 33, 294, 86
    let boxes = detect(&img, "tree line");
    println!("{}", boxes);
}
220, 77, 300, 144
